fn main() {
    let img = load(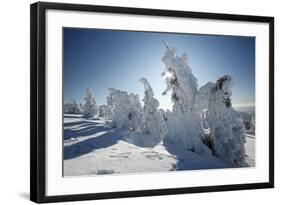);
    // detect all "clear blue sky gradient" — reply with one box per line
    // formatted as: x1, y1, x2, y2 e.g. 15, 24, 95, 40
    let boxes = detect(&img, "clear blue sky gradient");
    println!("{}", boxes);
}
63, 28, 255, 110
